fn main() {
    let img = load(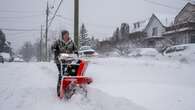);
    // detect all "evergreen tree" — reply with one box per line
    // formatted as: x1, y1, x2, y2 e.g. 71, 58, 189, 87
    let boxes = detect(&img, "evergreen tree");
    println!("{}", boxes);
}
0, 30, 12, 53
90, 36, 100, 49
0, 30, 6, 52
80, 24, 90, 46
